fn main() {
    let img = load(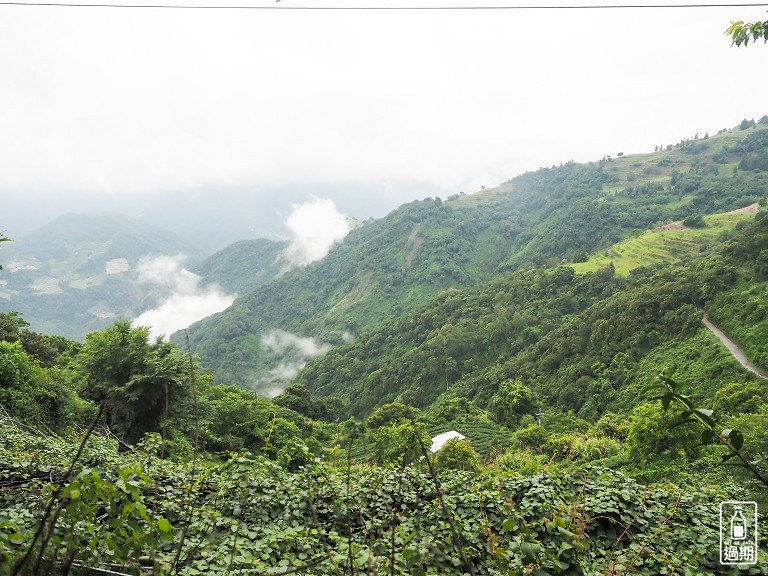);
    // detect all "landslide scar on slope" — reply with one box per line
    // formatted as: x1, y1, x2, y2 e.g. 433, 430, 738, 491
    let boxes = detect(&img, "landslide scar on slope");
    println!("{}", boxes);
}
347, 270, 372, 301
402, 225, 424, 271
328, 270, 373, 315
